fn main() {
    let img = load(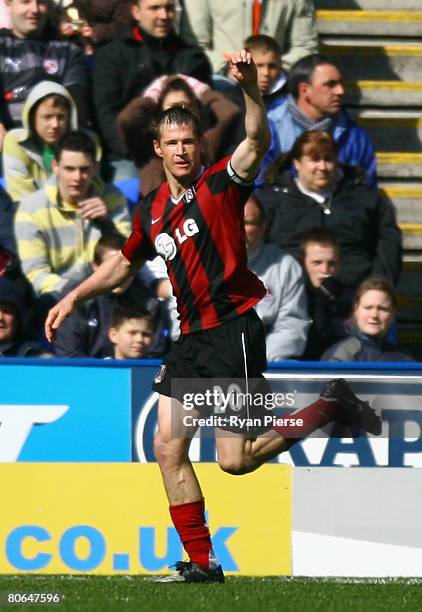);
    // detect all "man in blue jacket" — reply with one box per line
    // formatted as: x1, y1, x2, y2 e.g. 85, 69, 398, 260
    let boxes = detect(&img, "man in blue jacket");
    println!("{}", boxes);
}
257, 54, 377, 189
